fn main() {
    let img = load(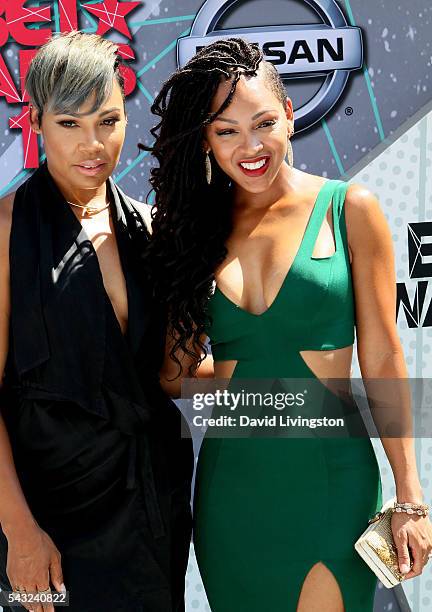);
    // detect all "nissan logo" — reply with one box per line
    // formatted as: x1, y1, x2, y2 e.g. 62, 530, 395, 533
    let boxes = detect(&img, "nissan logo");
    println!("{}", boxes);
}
177, 0, 363, 132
